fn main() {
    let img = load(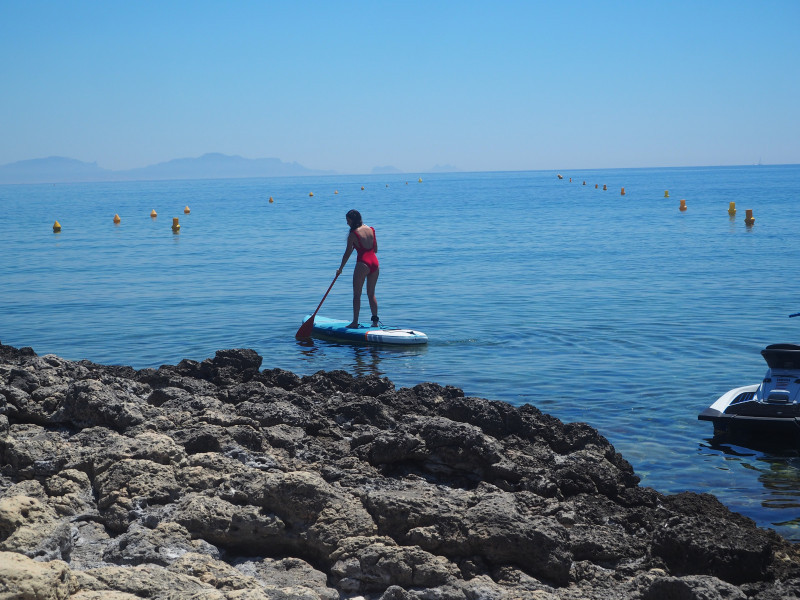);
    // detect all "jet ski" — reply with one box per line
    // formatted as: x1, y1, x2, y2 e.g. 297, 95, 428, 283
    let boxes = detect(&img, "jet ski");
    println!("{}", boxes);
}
699, 343, 800, 439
